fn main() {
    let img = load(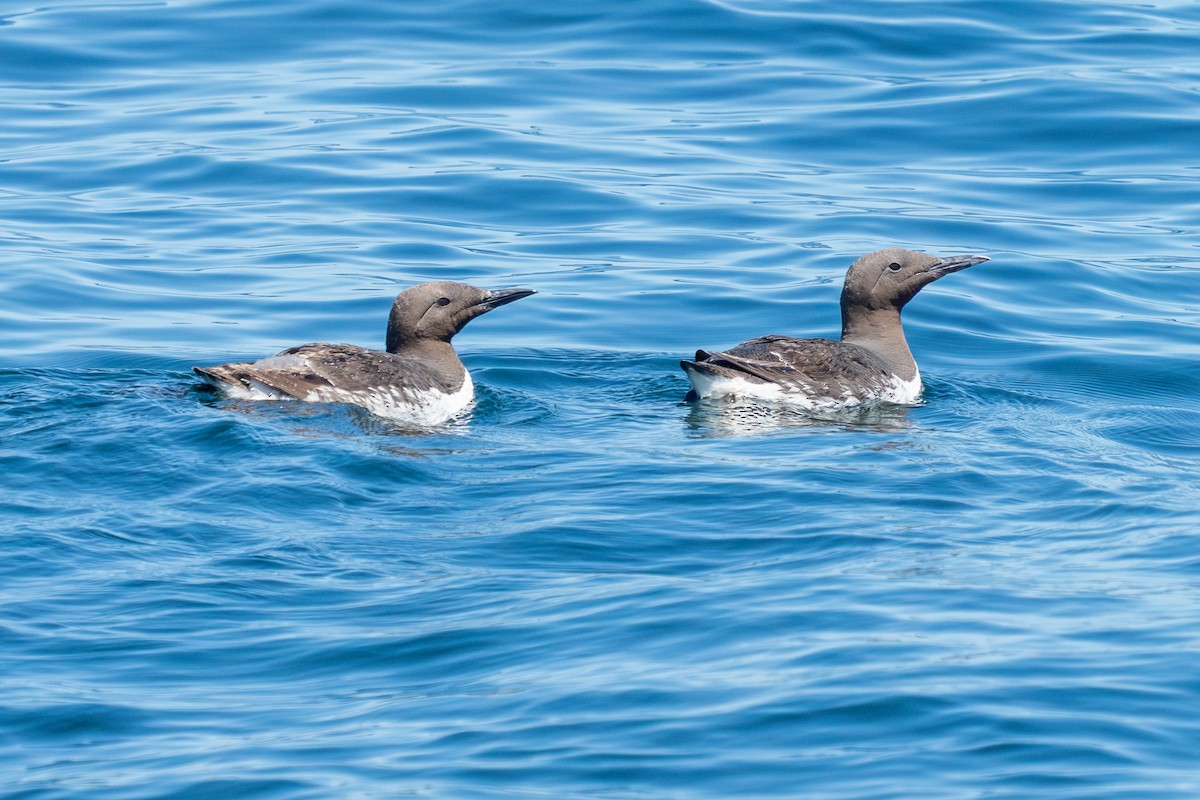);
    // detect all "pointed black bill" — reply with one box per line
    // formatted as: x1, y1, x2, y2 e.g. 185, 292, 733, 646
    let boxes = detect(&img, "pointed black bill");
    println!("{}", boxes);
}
454, 286, 536, 327
476, 287, 536, 310
928, 255, 989, 277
